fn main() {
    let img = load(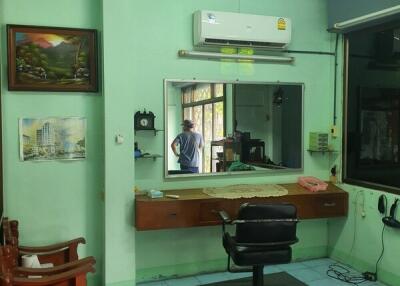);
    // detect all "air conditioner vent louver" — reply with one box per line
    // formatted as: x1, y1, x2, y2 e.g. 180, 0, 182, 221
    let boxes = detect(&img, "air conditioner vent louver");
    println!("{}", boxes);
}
194, 10, 291, 50
204, 38, 286, 48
